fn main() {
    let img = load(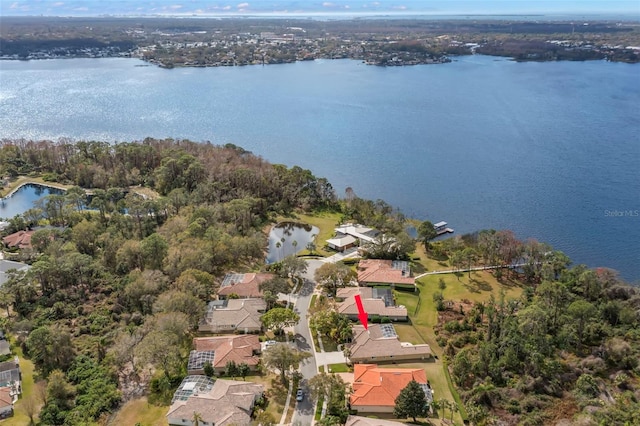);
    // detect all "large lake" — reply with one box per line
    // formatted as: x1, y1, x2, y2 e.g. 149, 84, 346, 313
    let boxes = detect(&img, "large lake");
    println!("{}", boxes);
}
0, 56, 638, 282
